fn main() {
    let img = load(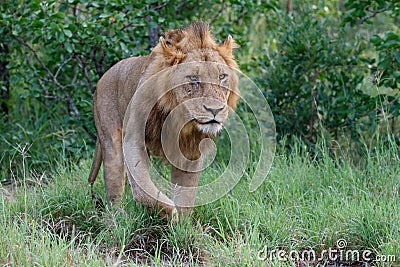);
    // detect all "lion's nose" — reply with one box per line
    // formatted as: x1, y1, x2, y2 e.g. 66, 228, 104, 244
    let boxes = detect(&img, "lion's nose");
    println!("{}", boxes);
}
203, 105, 224, 117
